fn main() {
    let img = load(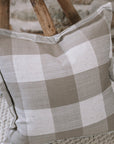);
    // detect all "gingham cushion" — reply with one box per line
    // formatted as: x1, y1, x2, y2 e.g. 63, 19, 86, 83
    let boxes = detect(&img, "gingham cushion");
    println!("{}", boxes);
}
0, 3, 114, 144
